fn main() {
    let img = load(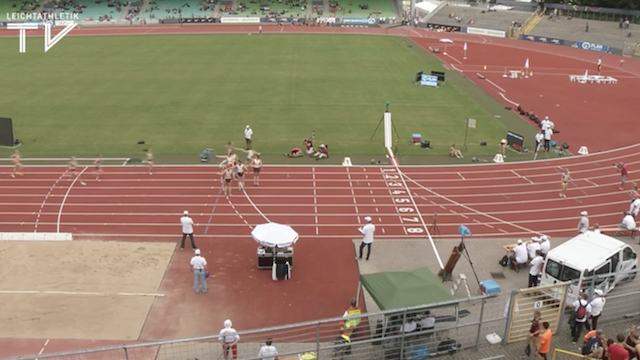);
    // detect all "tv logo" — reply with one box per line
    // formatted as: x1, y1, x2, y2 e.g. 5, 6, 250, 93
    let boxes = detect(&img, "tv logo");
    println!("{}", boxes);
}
8, 22, 77, 53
